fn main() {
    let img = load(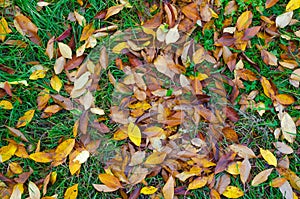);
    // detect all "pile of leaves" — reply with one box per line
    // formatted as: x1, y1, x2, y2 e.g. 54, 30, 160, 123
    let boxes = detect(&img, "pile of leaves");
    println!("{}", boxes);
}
0, 0, 299, 198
